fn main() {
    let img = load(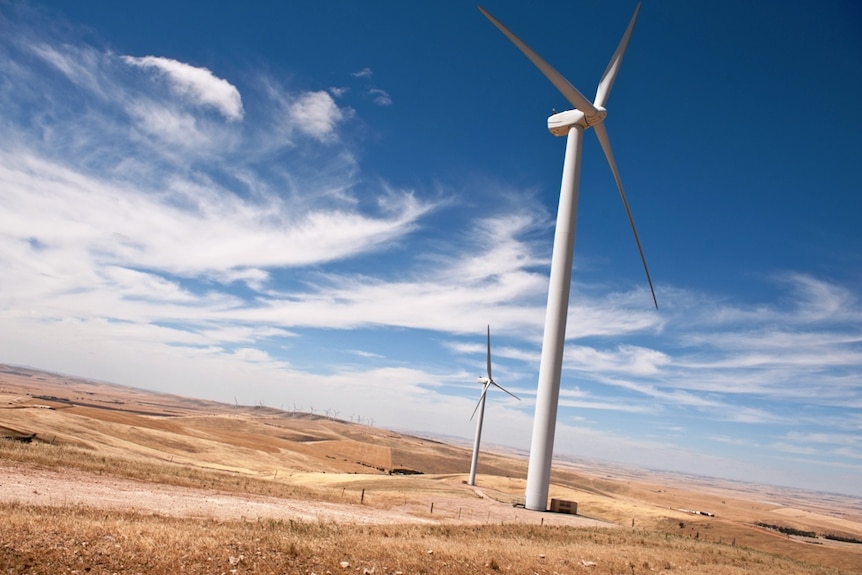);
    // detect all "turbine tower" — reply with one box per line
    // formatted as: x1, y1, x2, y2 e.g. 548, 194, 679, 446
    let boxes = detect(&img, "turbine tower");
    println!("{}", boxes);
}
469, 325, 519, 486
479, 4, 656, 511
